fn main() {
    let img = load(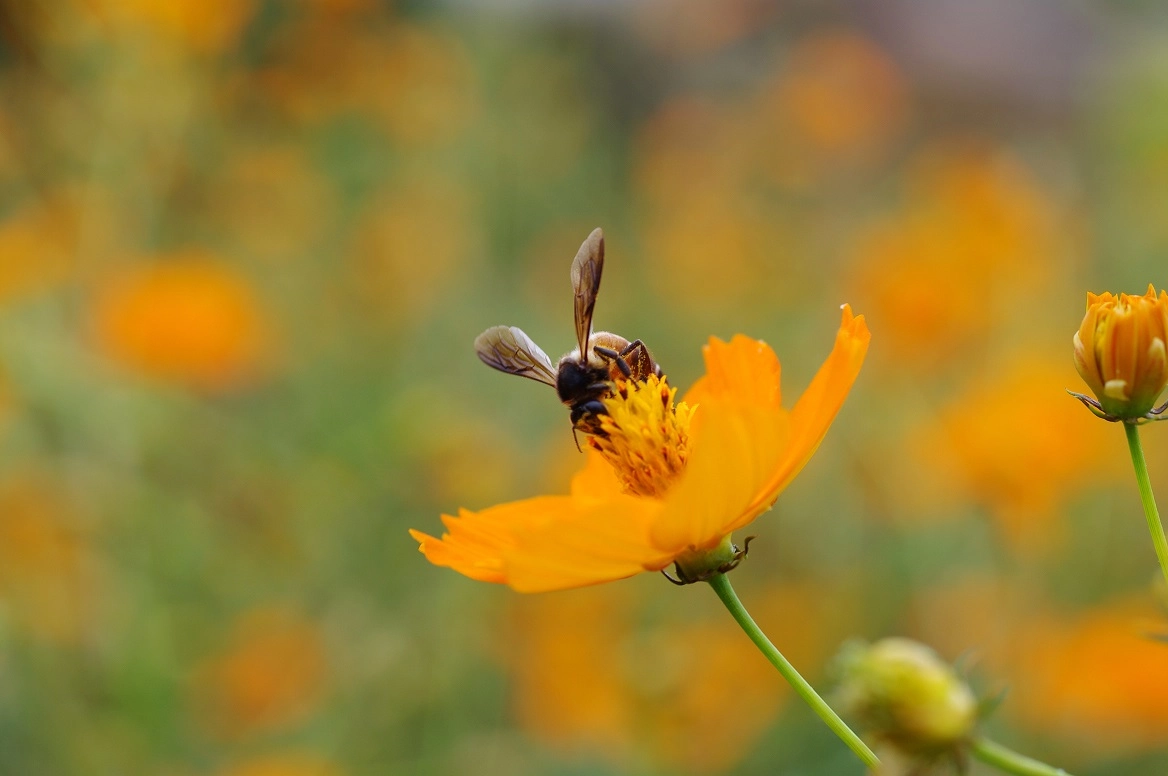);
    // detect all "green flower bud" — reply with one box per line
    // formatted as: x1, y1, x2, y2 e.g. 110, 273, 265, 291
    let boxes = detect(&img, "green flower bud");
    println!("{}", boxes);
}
834, 638, 977, 755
